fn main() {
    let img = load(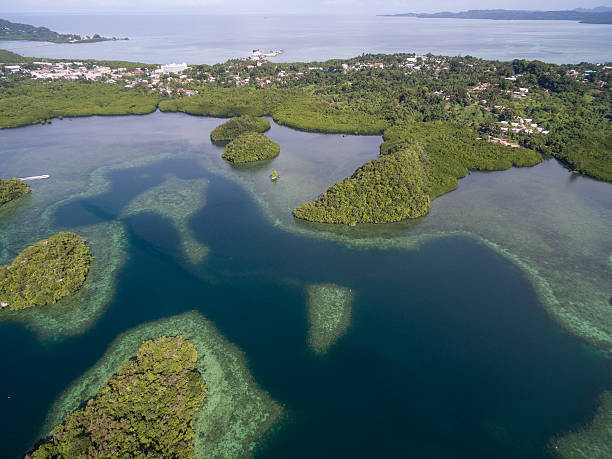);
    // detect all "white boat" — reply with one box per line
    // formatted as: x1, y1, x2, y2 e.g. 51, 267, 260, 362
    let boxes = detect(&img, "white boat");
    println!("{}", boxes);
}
19, 175, 50, 180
